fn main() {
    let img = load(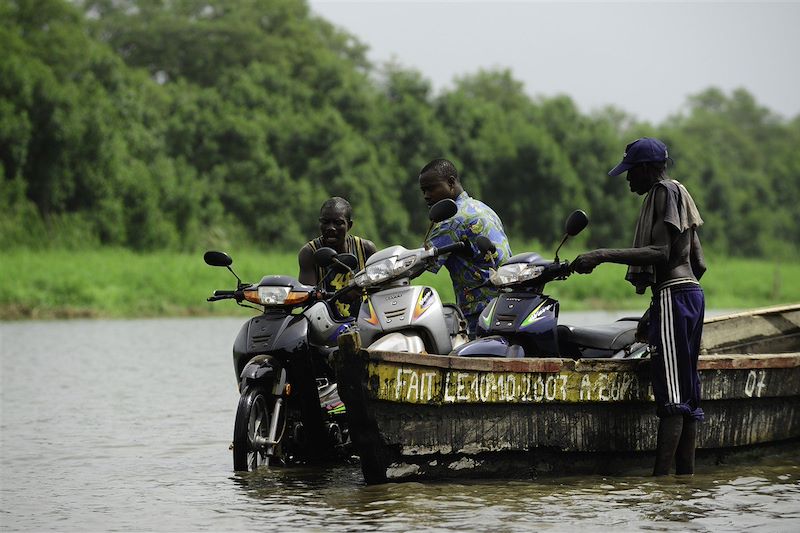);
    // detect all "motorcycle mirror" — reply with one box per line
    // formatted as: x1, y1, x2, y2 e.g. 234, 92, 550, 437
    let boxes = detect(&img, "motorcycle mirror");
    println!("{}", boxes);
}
313, 247, 337, 268
429, 198, 458, 223
554, 210, 589, 262
204, 250, 243, 287
334, 253, 359, 273
475, 235, 496, 254
204, 251, 233, 267
565, 210, 589, 236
